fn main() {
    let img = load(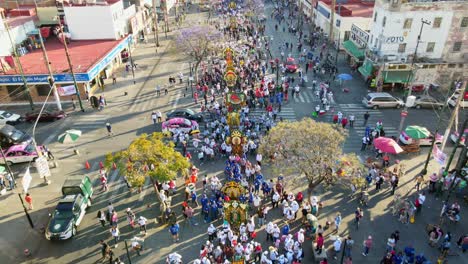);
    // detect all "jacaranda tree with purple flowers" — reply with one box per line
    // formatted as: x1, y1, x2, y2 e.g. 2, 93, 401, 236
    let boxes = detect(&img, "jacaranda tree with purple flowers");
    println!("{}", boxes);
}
175, 25, 221, 82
